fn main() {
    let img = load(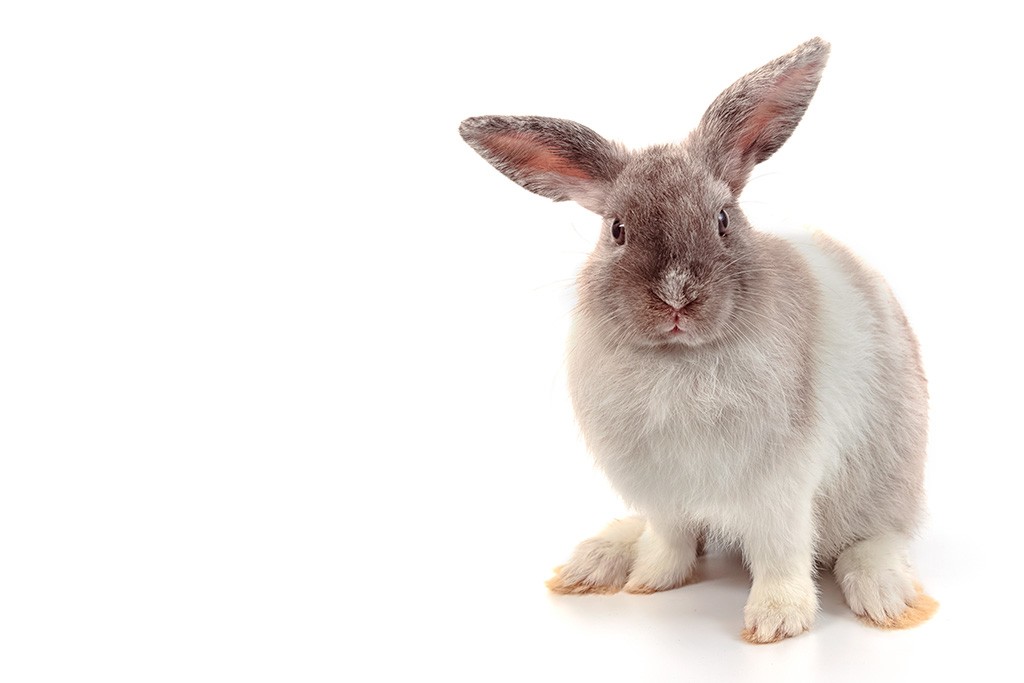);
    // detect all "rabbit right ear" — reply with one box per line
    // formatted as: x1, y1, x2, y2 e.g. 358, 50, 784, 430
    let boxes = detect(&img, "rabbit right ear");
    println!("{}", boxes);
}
459, 116, 626, 215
